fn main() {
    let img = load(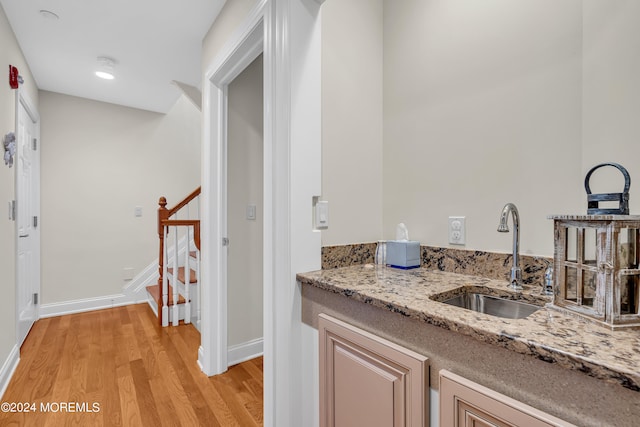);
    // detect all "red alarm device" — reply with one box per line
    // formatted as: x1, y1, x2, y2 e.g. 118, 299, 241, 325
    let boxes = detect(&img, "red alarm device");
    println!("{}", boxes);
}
9, 65, 19, 89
